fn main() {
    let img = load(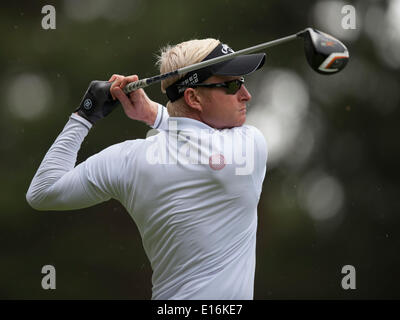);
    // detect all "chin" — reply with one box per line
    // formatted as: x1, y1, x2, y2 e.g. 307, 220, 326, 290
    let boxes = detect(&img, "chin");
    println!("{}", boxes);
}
237, 115, 246, 127
220, 116, 246, 129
